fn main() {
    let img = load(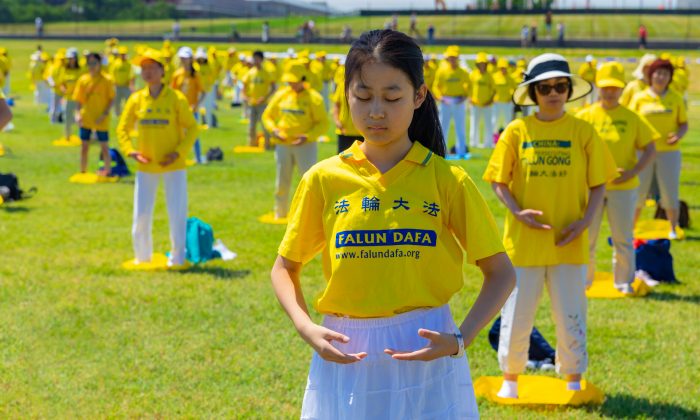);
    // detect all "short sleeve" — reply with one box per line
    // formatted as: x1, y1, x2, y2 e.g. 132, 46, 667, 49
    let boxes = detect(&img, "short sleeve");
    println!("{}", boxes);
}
677, 96, 688, 125
635, 114, 659, 149
72, 78, 85, 102
483, 122, 518, 184
585, 128, 618, 187
278, 170, 326, 264
448, 171, 505, 265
